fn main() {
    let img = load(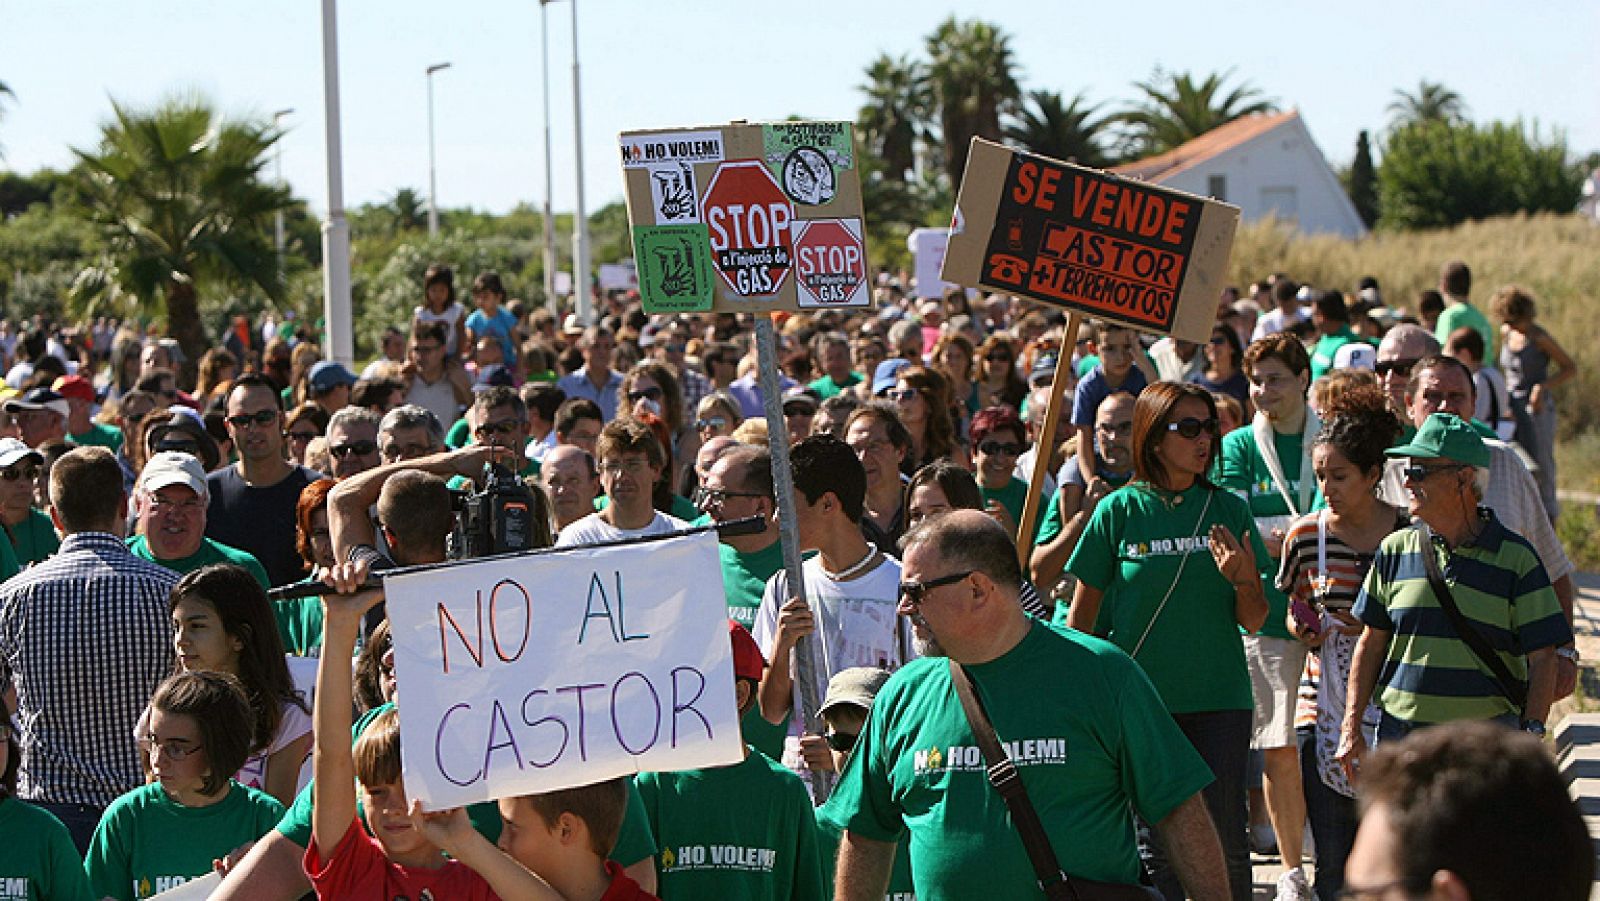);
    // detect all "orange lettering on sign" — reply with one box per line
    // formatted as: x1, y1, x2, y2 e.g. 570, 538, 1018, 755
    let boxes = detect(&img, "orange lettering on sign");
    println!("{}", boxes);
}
1069, 175, 1195, 246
